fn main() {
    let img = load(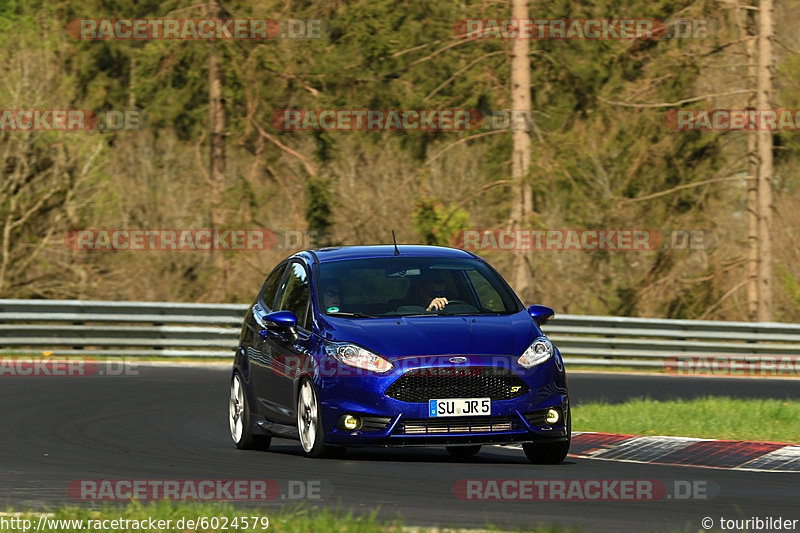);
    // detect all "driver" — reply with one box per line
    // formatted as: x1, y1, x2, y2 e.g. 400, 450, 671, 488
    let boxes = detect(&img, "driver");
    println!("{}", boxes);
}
410, 274, 448, 312
321, 278, 343, 311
